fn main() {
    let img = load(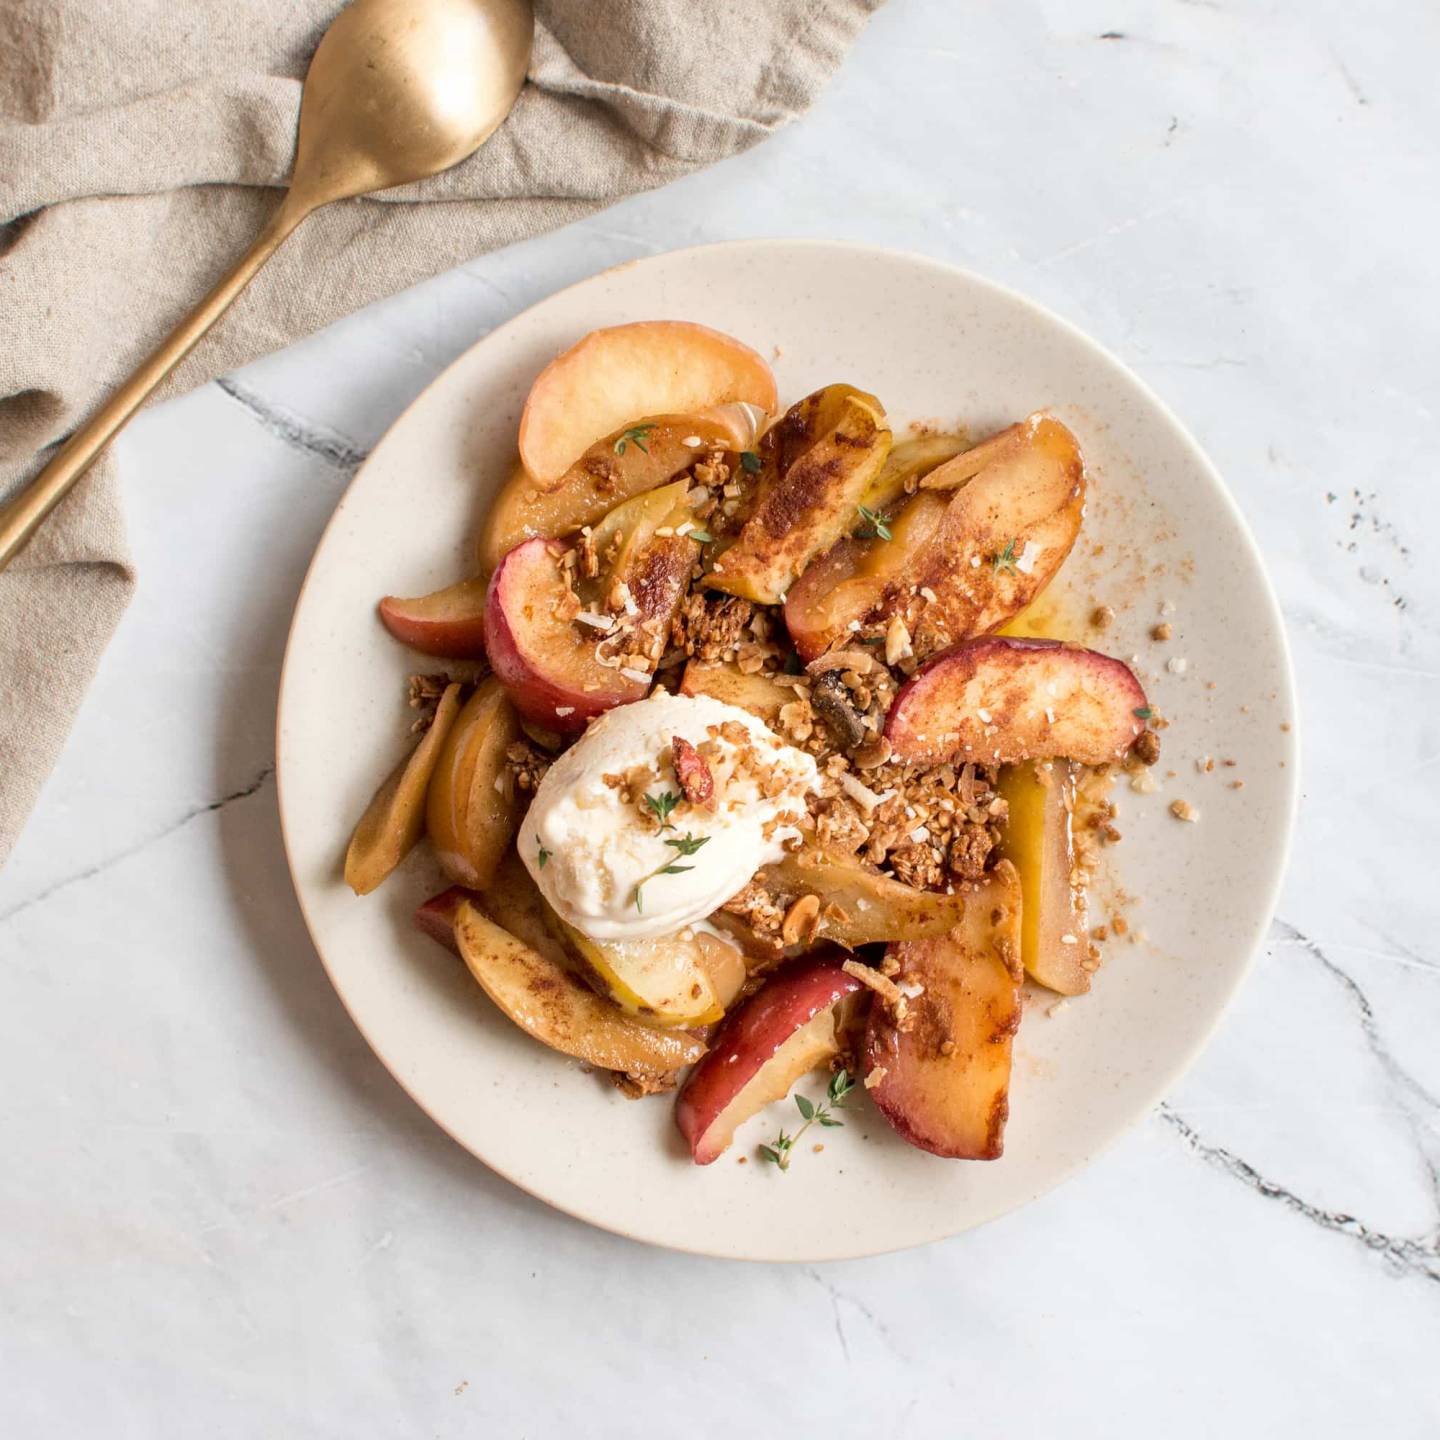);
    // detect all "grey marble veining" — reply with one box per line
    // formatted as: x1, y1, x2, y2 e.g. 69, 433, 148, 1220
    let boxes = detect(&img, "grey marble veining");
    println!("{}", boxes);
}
2, 1, 1437, 1434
